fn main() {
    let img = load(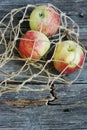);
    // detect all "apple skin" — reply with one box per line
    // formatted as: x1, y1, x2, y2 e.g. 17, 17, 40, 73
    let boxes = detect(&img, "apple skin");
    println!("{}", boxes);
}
53, 40, 85, 74
19, 30, 50, 61
29, 5, 60, 37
